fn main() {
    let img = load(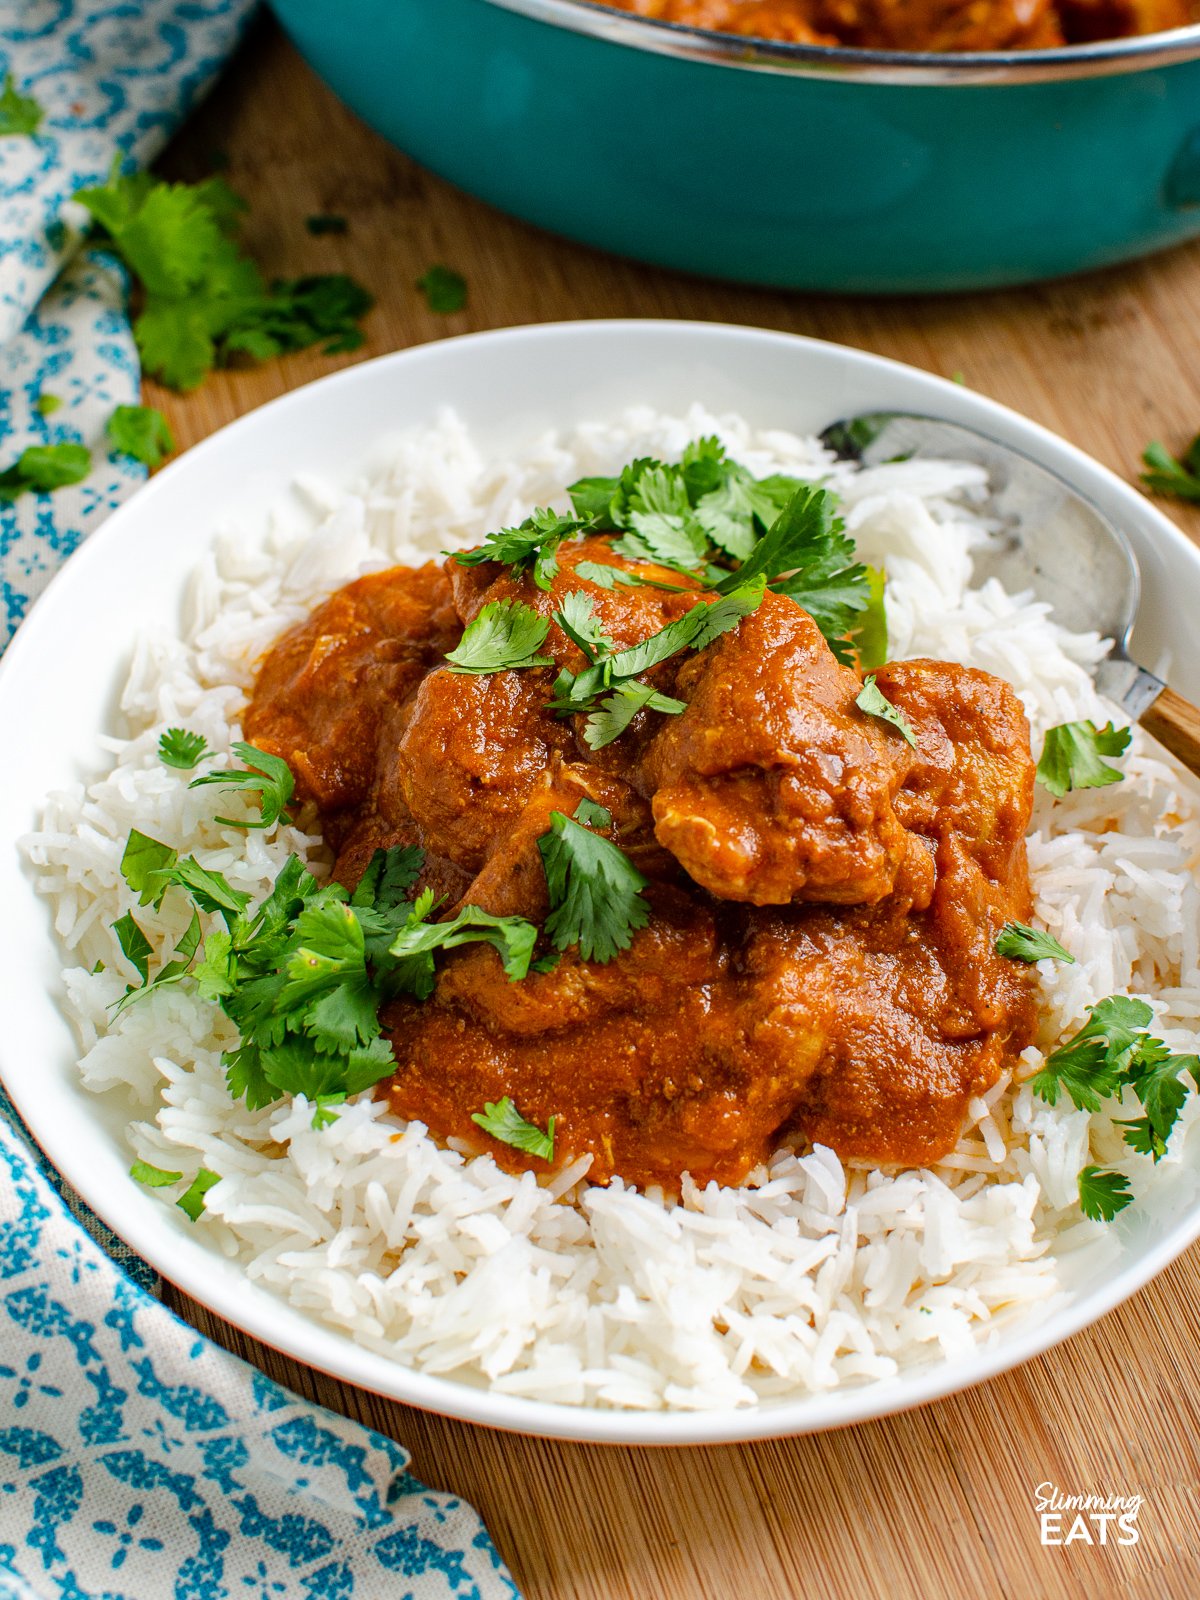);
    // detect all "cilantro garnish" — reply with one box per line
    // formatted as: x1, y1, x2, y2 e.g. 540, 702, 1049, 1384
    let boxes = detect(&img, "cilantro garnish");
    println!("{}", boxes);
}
130, 1161, 182, 1189
537, 808, 649, 964
572, 560, 689, 594
572, 799, 612, 830
1036, 720, 1131, 798
112, 912, 153, 987
444, 599, 554, 674
547, 584, 762, 749
0, 75, 42, 137
306, 213, 348, 235
0, 442, 91, 501
471, 1098, 555, 1162
107, 404, 175, 469
994, 922, 1074, 964
177, 1169, 220, 1222
417, 264, 467, 313
1030, 995, 1200, 1219
189, 742, 295, 829
855, 675, 917, 747
74, 166, 372, 391
850, 566, 888, 671
386, 901, 539, 997
158, 728, 210, 770
1141, 436, 1200, 503
451, 508, 588, 591
35, 393, 62, 417
1077, 1166, 1133, 1223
